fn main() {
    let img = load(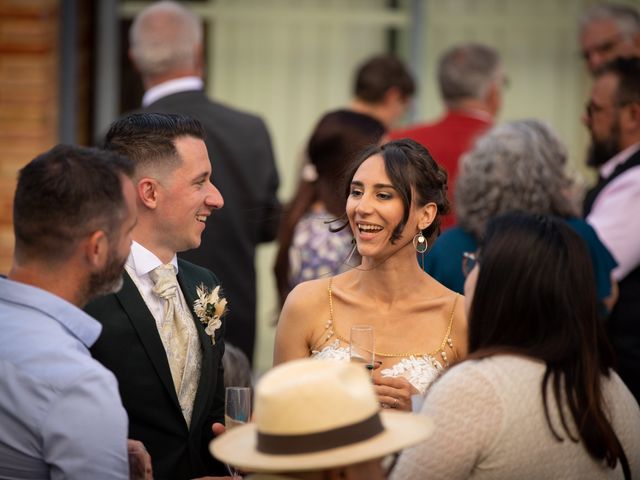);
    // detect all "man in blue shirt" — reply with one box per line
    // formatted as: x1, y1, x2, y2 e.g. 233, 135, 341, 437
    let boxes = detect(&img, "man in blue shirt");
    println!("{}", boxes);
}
0, 145, 142, 479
